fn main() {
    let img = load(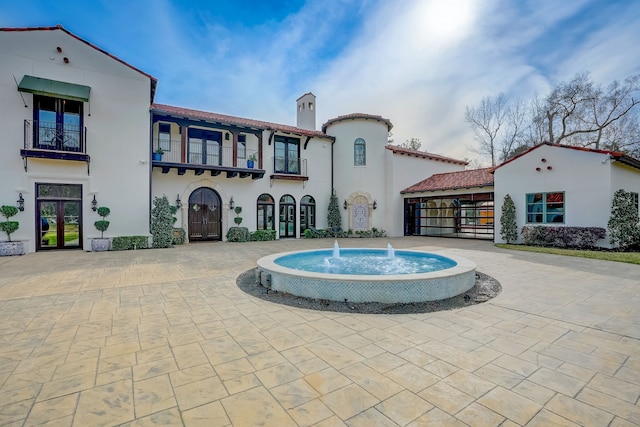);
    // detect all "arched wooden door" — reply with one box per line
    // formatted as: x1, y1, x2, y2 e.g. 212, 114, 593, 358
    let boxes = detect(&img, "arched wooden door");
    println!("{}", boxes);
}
188, 188, 221, 241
